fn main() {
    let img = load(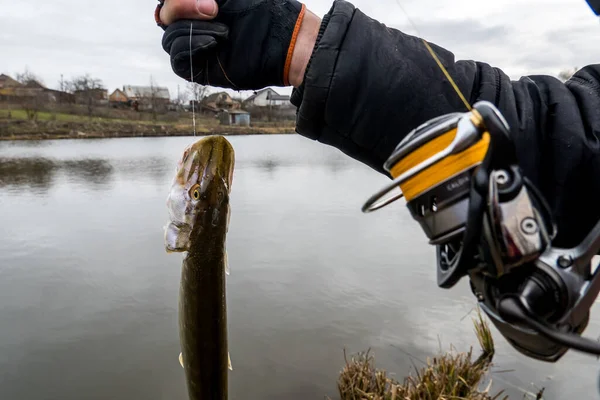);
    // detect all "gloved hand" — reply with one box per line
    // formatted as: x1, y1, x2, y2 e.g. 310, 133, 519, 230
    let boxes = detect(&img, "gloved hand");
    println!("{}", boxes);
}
161, 0, 307, 90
